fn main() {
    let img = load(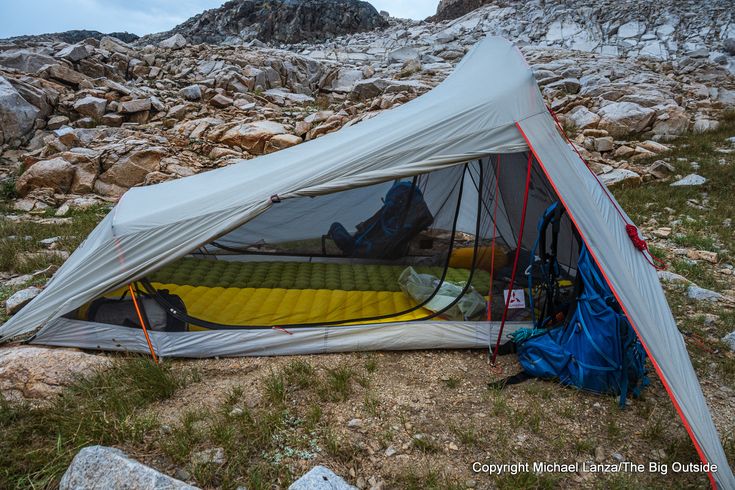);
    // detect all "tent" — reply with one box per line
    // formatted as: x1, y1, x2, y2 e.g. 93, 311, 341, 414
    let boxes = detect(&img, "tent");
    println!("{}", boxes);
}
0, 37, 732, 487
